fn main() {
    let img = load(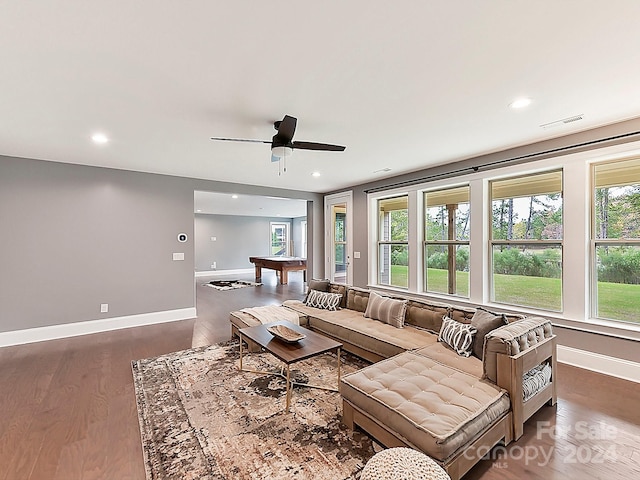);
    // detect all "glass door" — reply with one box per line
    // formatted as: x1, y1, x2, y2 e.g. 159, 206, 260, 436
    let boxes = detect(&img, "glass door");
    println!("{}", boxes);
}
325, 192, 353, 284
